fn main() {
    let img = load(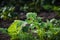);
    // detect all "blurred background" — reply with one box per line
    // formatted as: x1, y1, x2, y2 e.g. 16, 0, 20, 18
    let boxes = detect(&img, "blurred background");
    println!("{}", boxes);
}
0, 0, 60, 28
